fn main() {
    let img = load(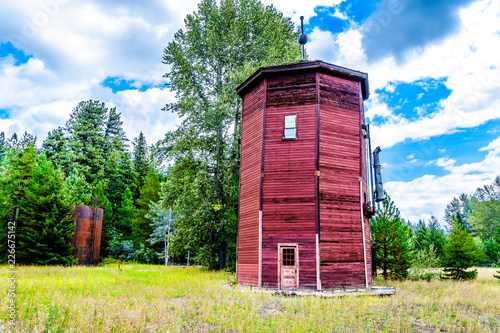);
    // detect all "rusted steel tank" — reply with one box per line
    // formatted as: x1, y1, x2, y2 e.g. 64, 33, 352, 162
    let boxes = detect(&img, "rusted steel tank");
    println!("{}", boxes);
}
71, 205, 103, 265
